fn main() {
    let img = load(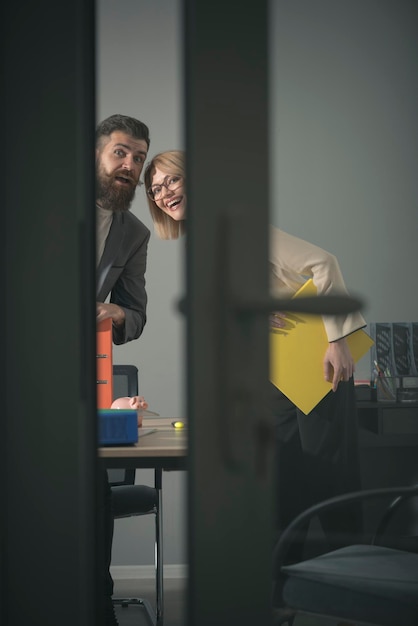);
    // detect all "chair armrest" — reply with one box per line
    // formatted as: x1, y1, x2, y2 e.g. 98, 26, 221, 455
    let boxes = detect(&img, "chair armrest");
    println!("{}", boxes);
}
372, 489, 418, 545
273, 484, 418, 575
